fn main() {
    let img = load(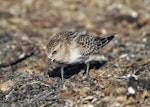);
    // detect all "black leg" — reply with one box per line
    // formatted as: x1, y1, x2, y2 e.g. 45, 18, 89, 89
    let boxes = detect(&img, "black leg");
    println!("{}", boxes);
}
60, 64, 65, 81
44, 58, 51, 77
85, 62, 90, 78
